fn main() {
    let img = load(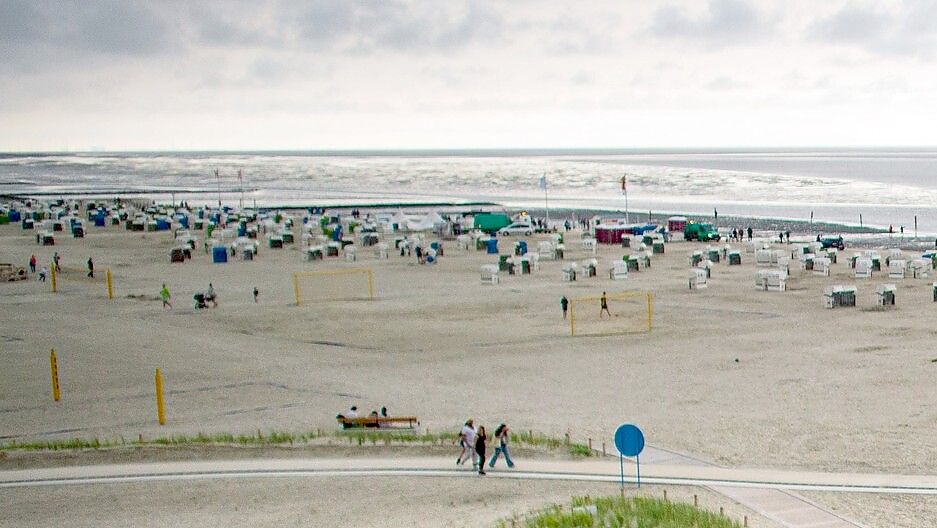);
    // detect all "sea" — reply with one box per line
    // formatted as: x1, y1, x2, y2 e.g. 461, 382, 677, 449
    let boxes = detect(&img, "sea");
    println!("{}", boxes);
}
3, 148, 937, 232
